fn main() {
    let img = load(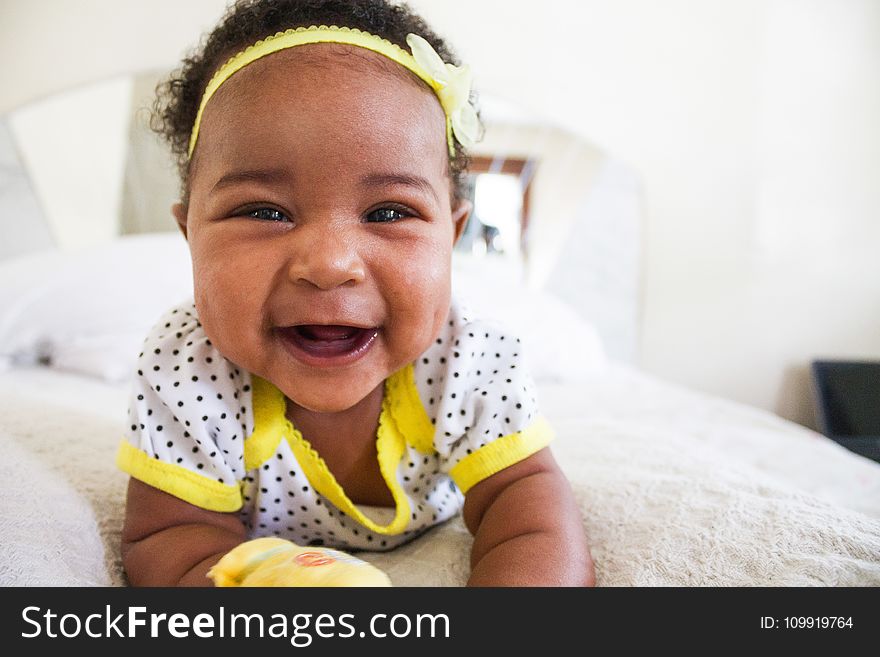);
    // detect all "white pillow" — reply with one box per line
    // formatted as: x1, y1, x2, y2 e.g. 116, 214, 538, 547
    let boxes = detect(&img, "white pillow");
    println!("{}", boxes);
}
0, 232, 193, 382
452, 254, 607, 383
